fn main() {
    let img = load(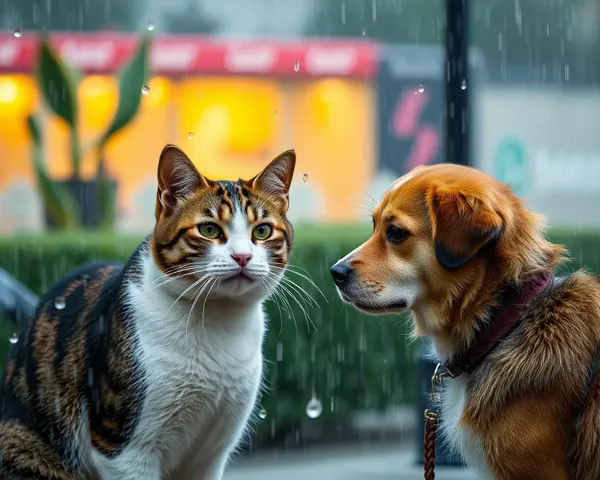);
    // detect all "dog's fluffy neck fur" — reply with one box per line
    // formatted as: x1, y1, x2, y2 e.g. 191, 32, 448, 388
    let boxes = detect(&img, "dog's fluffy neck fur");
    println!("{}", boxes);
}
417, 208, 566, 362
